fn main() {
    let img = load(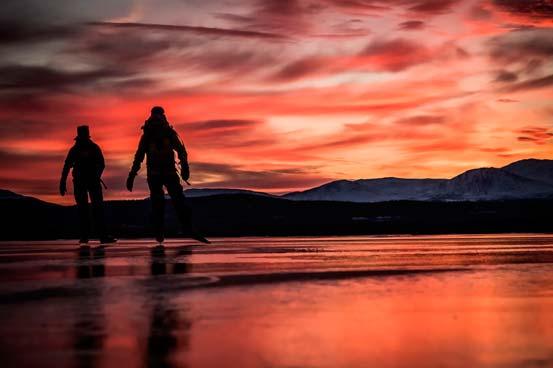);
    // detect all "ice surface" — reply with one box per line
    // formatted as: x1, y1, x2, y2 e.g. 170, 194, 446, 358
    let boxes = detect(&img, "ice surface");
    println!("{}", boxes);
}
1, 235, 552, 367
